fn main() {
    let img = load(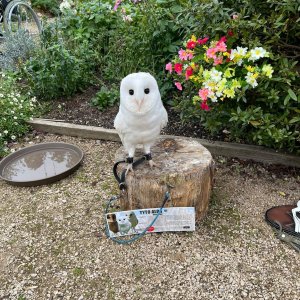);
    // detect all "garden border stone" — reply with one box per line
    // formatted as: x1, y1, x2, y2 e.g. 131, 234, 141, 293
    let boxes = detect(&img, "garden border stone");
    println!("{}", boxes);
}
28, 118, 300, 168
